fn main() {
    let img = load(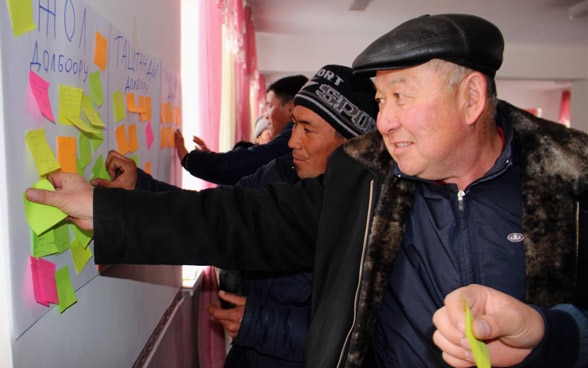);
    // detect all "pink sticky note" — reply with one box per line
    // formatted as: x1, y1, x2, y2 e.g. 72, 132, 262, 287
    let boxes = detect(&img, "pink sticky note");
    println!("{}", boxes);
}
145, 121, 154, 149
30, 256, 59, 306
29, 70, 55, 123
